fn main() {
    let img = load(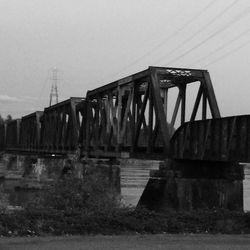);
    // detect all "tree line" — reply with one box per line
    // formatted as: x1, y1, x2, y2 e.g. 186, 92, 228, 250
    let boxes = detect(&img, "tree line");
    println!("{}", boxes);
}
0, 114, 13, 125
